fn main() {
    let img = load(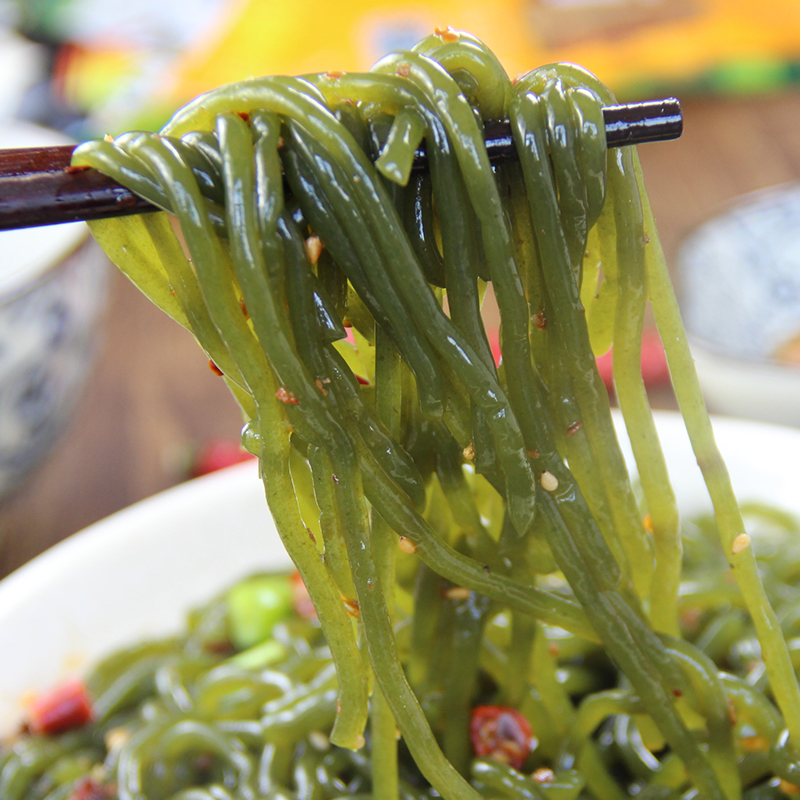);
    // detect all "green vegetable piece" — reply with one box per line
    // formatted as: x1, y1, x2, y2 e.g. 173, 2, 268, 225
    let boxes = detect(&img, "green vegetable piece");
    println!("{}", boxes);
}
227, 575, 293, 650
227, 639, 288, 670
